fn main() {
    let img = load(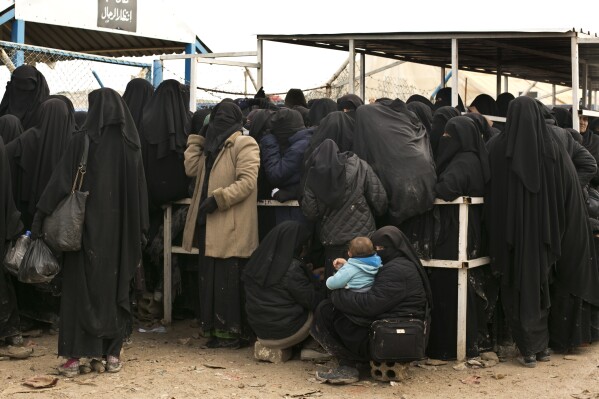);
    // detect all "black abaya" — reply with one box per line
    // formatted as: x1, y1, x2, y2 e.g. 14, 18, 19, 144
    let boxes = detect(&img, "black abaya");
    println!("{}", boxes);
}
36, 88, 149, 358
0, 65, 50, 130
123, 78, 154, 132
0, 114, 23, 144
